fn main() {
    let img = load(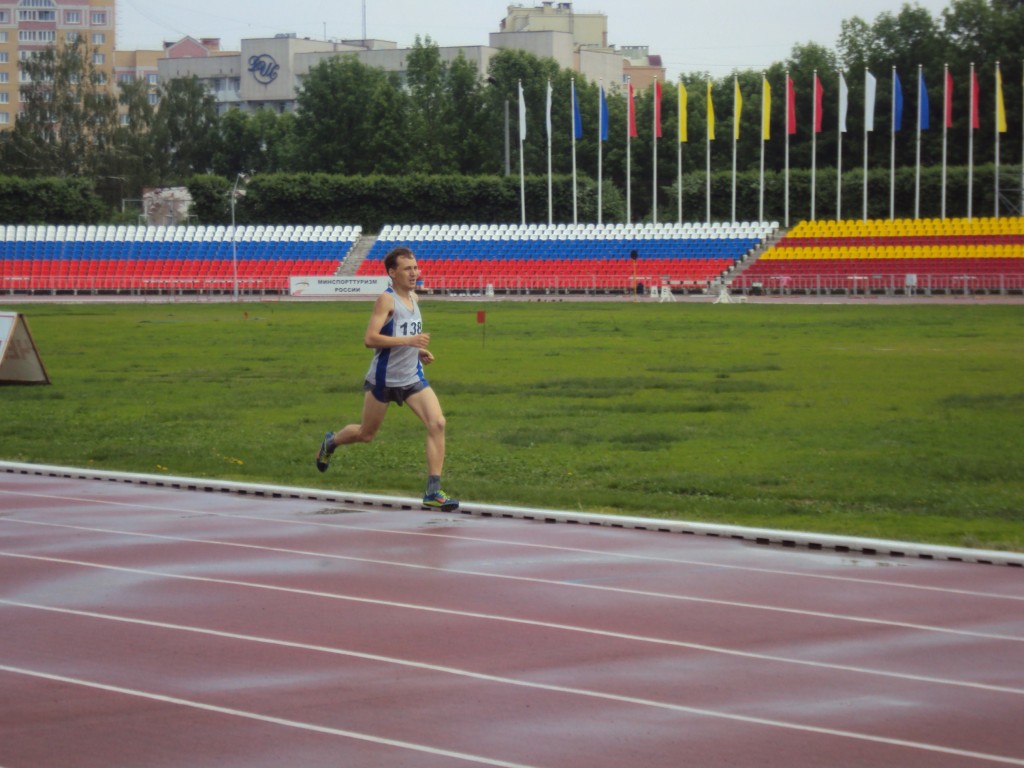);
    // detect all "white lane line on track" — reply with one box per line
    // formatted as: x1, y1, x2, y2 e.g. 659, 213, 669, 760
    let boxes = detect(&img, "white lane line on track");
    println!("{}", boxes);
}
2, 517, 1023, 643
0, 662, 536, 768
2, 552, 1024, 699
2, 608, 1023, 767
1, 489, 1021, 603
